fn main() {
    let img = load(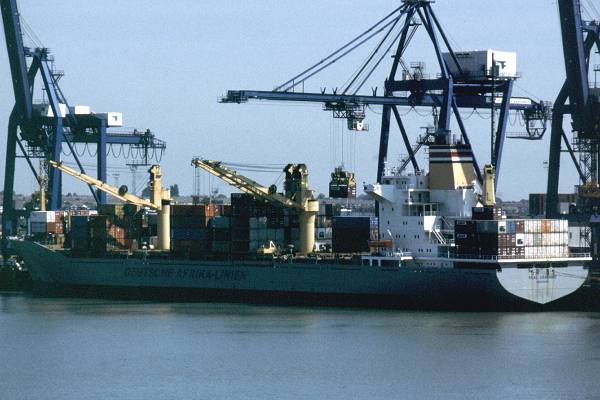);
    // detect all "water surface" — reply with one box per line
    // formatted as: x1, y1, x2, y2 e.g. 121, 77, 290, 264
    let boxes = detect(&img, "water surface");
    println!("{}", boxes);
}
1, 294, 599, 400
